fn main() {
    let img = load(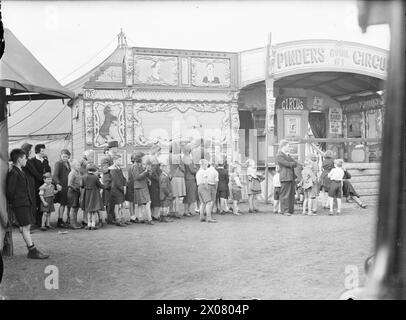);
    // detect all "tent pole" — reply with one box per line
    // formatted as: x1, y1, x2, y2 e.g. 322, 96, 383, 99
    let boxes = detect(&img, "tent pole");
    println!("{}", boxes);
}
0, 88, 13, 256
